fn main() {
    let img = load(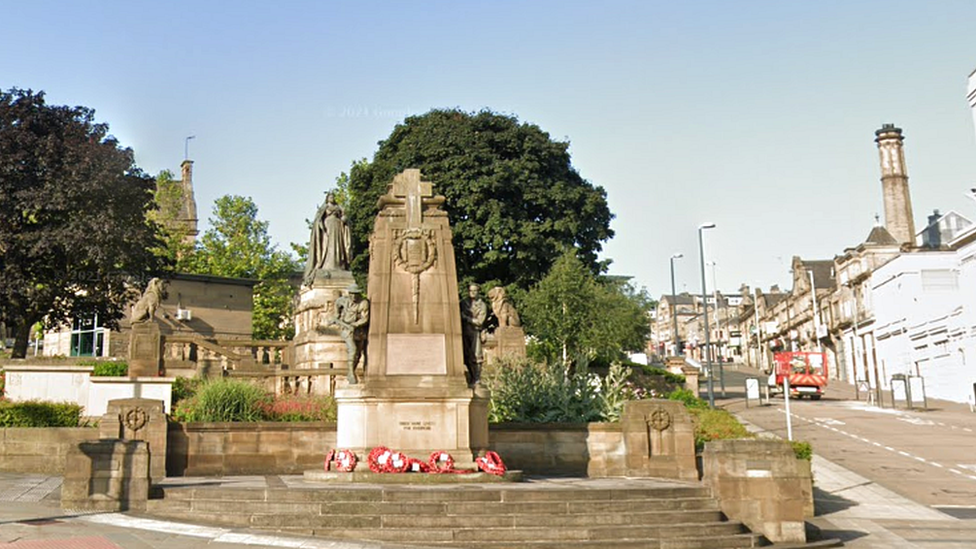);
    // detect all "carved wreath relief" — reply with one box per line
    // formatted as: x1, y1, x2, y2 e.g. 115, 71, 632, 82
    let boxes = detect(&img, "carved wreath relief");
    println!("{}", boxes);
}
647, 408, 672, 431
393, 228, 437, 323
123, 407, 149, 432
